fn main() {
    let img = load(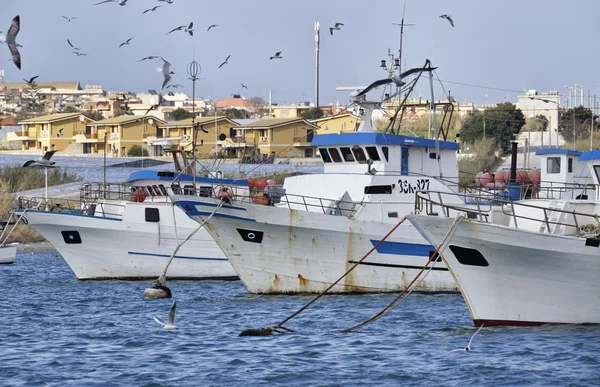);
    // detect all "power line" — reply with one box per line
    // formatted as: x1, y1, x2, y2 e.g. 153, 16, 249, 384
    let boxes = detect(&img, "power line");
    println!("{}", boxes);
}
437, 79, 523, 93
